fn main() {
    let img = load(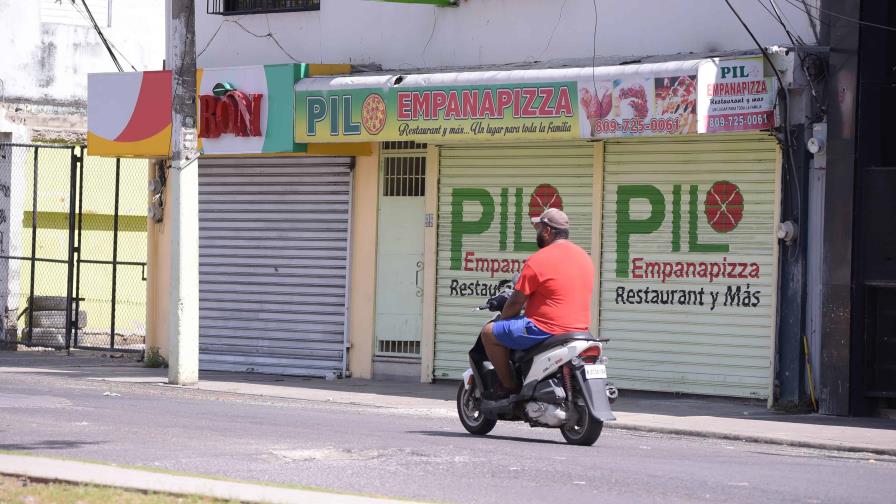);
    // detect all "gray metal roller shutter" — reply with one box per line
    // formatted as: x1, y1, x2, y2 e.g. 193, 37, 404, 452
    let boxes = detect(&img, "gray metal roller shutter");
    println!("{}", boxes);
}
434, 142, 595, 379
198, 157, 352, 377
599, 133, 777, 398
